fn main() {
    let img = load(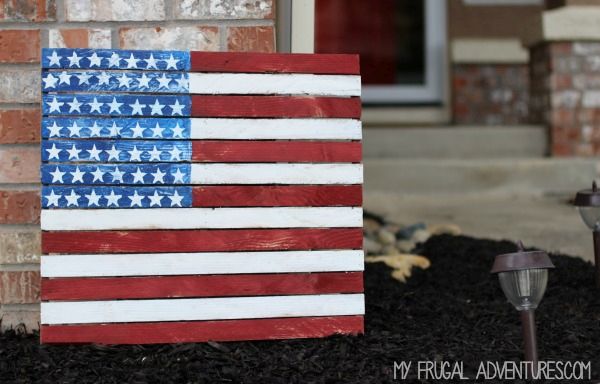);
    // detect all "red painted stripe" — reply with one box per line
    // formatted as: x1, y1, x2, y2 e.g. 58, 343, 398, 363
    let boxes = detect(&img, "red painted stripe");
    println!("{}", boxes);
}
42, 228, 363, 254
192, 185, 362, 207
191, 141, 361, 163
191, 96, 361, 118
41, 316, 364, 344
190, 52, 360, 74
41, 272, 364, 301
